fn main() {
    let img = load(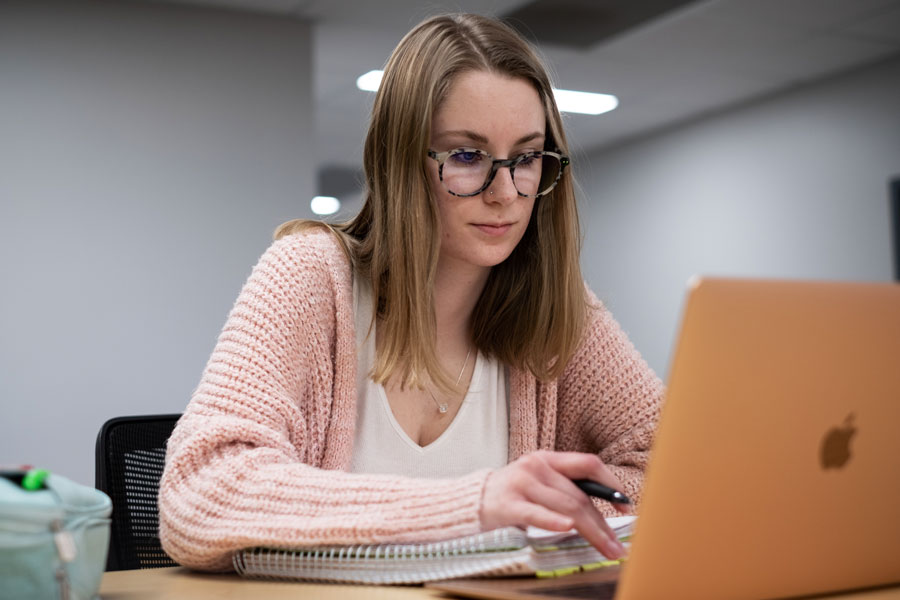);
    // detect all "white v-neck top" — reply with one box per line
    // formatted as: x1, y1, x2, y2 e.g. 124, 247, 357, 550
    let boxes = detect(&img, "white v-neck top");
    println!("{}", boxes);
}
348, 277, 509, 479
